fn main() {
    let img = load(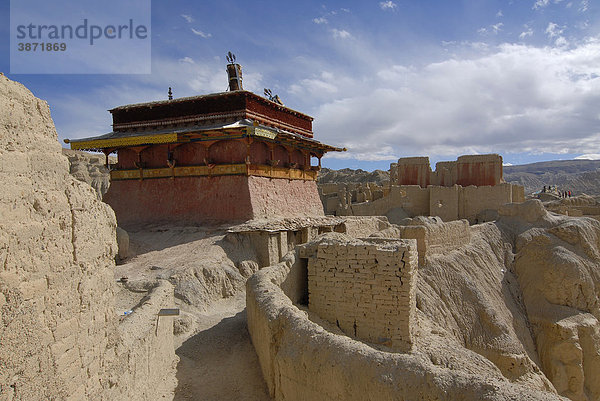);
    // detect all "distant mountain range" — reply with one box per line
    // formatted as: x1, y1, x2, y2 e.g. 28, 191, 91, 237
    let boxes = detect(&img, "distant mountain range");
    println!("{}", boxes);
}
504, 160, 600, 195
318, 160, 600, 196
318, 168, 391, 185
